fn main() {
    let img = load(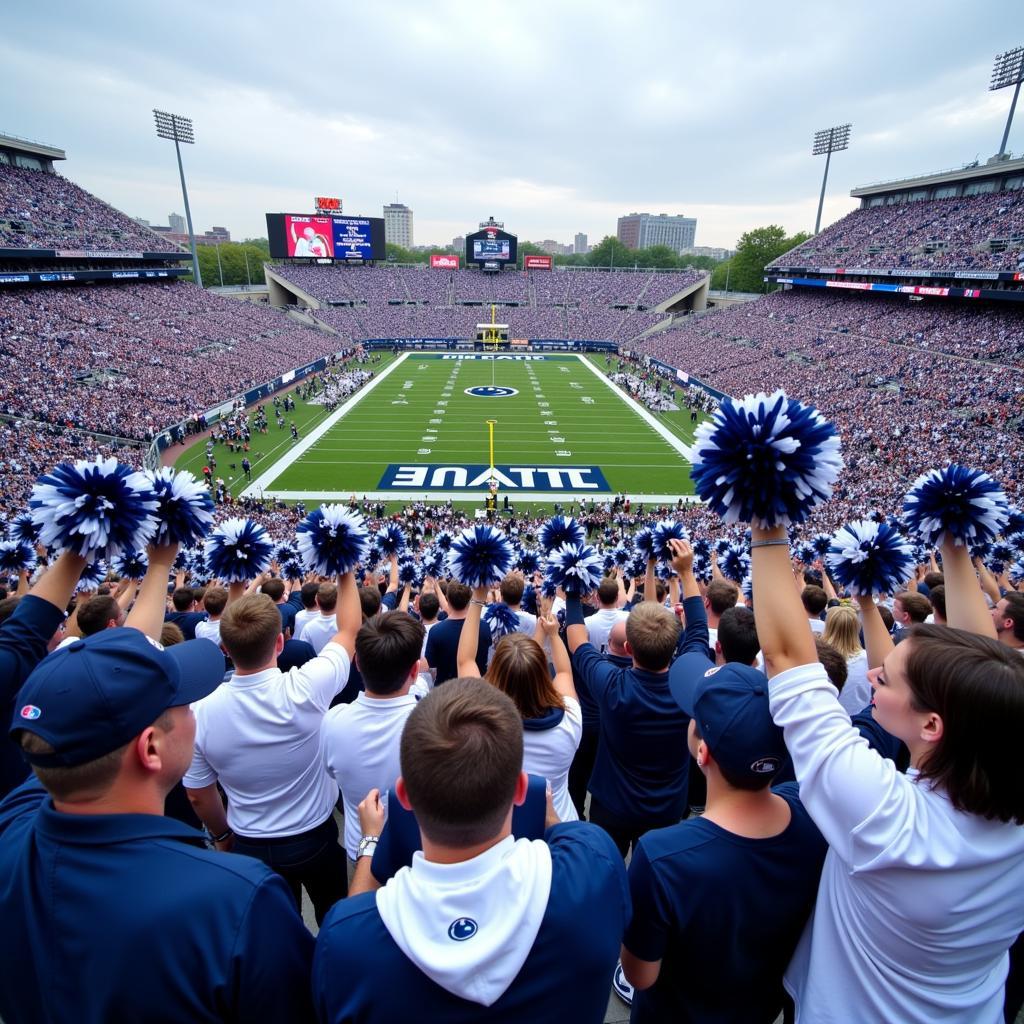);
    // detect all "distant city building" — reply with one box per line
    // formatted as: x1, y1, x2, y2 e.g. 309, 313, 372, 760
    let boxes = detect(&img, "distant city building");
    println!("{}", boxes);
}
536, 239, 572, 256
205, 226, 231, 243
616, 212, 697, 251
384, 202, 414, 249
680, 245, 733, 261
574, 232, 589, 254
168, 212, 185, 234
452, 235, 465, 250
134, 216, 151, 227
